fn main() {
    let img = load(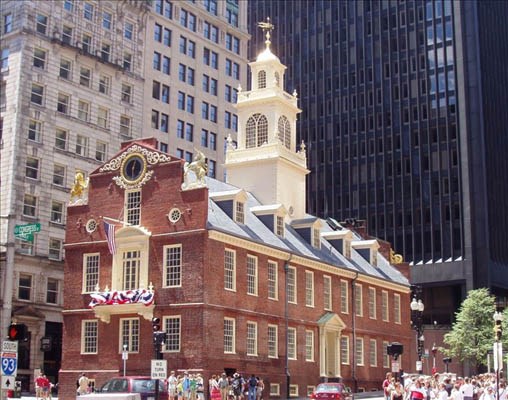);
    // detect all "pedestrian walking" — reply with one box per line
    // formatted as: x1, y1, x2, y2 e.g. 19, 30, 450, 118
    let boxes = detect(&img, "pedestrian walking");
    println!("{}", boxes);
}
77, 372, 89, 396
